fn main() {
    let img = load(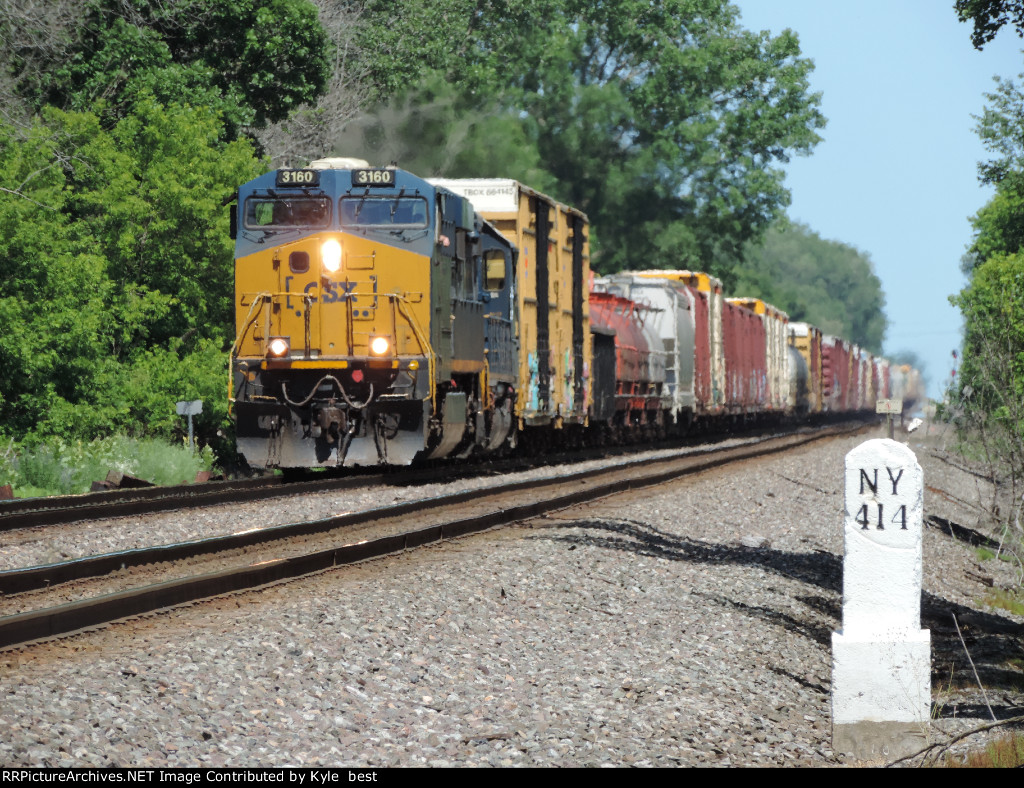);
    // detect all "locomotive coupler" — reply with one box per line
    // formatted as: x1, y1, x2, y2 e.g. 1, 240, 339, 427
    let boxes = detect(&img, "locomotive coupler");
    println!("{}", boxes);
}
314, 404, 347, 444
